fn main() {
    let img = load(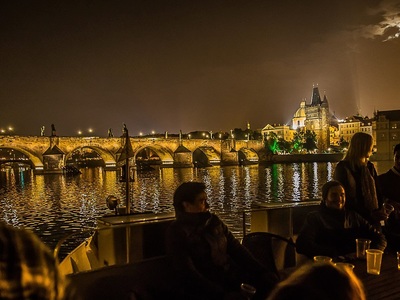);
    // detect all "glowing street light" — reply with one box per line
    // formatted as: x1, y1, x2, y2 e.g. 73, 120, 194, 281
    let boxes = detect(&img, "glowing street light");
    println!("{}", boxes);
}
78, 130, 82, 135
88, 128, 93, 133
